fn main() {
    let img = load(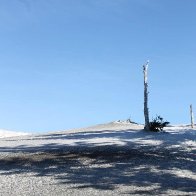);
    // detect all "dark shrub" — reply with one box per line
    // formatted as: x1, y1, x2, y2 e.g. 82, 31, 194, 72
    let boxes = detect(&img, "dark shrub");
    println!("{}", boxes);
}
149, 115, 170, 132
